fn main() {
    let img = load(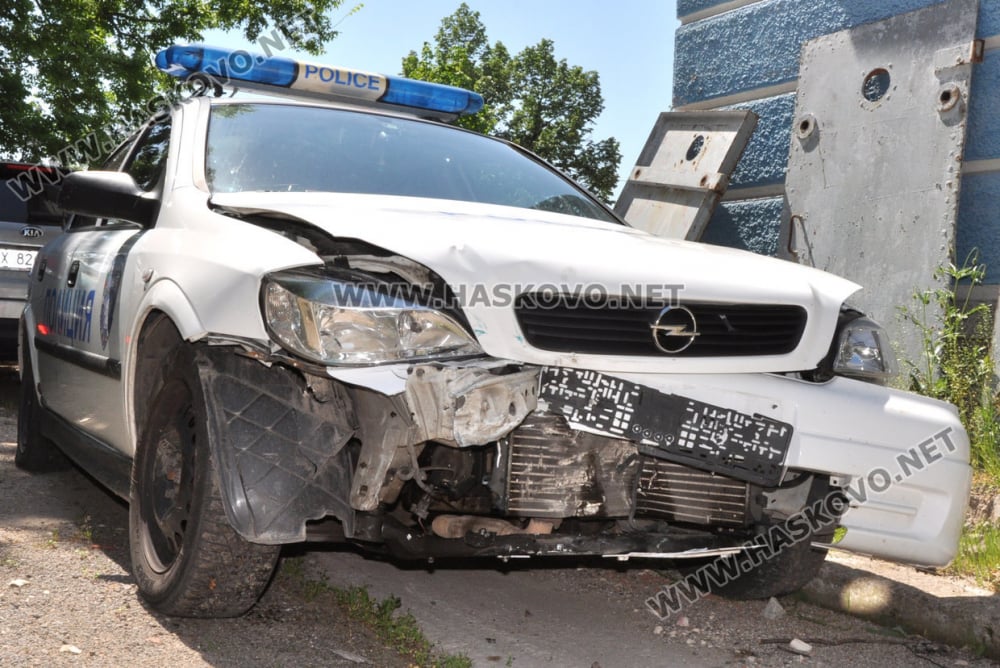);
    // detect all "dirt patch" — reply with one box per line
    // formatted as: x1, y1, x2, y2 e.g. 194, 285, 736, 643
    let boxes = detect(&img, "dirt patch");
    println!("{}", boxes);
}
966, 479, 1000, 526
